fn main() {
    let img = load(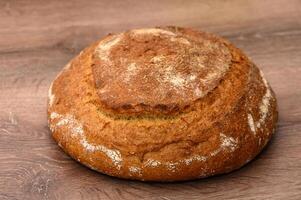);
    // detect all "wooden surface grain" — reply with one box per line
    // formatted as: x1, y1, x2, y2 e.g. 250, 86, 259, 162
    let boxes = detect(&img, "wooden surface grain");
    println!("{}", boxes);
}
0, 0, 301, 199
